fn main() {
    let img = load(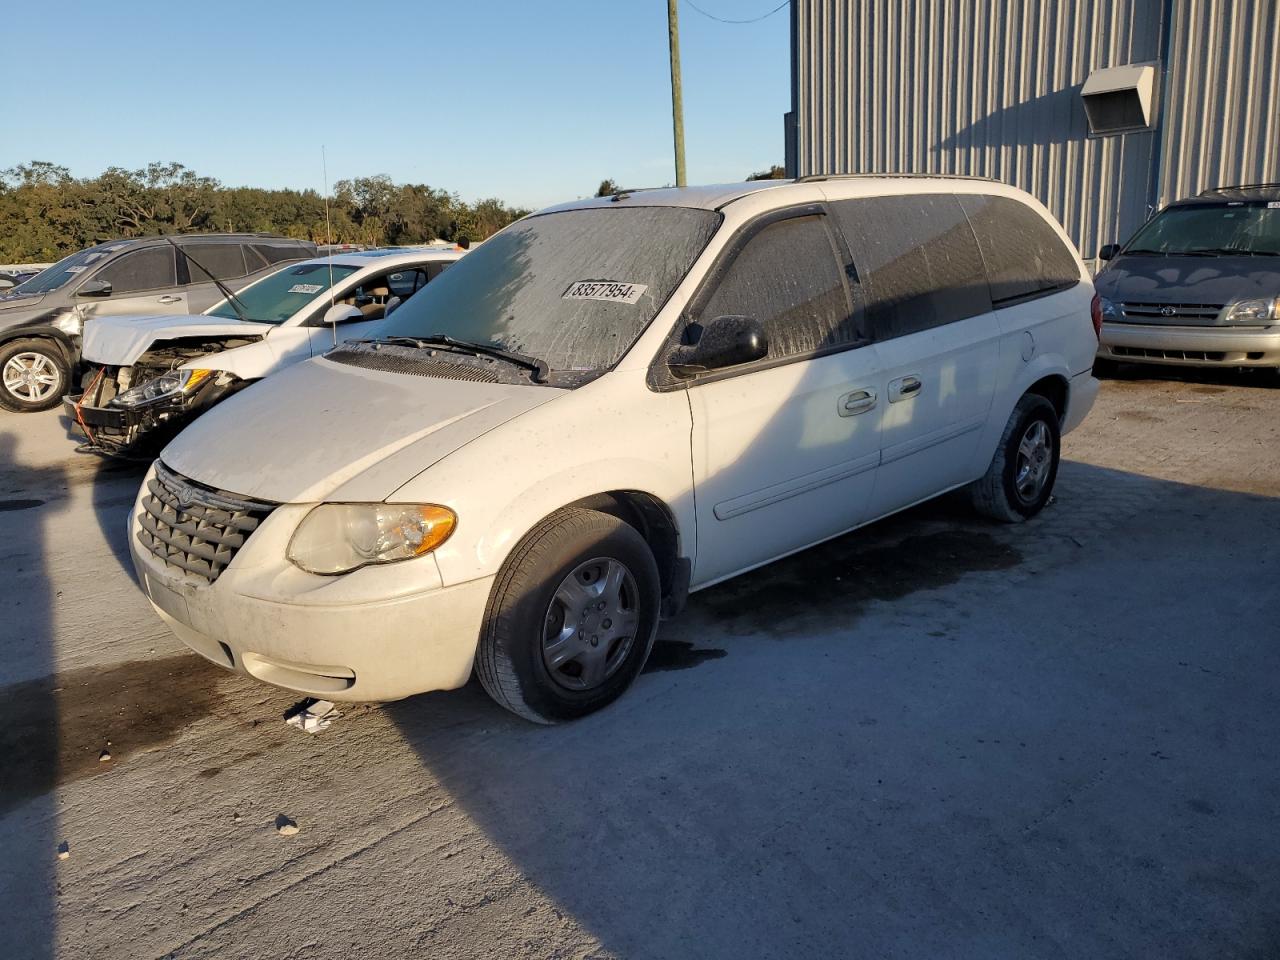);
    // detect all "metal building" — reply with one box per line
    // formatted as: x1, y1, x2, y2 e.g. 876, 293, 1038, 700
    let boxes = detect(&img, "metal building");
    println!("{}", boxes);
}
785, 0, 1280, 263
